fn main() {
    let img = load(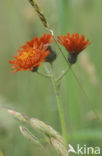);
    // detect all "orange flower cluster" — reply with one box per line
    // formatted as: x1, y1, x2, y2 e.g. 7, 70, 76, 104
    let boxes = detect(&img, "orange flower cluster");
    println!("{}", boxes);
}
9, 33, 90, 72
9, 34, 53, 73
